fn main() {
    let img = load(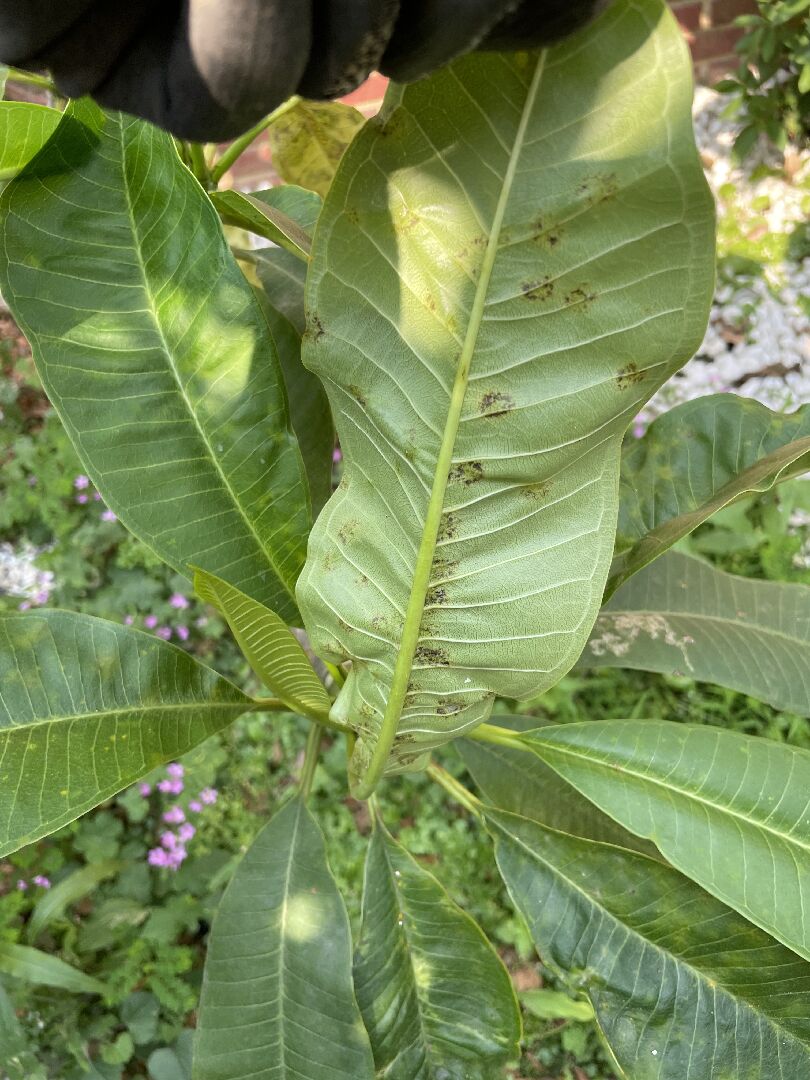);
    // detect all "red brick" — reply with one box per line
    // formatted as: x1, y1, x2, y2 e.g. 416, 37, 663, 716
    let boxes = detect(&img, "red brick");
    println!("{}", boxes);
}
671, 2, 702, 33
689, 24, 745, 61
709, 0, 758, 27
696, 55, 740, 83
